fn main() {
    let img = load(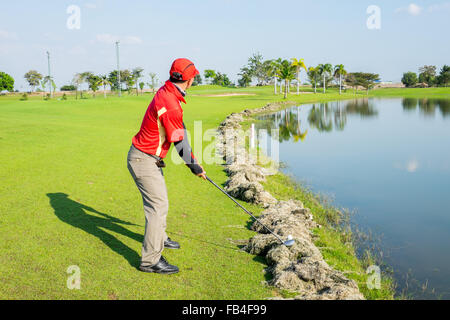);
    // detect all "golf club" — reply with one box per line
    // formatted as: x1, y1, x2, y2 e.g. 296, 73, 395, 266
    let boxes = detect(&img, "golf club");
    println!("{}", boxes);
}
206, 175, 295, 247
